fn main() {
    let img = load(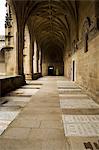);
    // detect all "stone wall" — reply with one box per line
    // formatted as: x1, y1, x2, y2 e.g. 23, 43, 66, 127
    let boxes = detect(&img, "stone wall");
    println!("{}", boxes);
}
5, 50, 16, 75
42, 62, 64, 76
78, 1, 95, 40
64, 55, 72, 80
0, 75, 26, 97
0, 51, 5, 75
76, 34, 99, 101
0, 63, 5, 75
64, 1, 99, 101
64, 33, 99, 102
